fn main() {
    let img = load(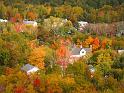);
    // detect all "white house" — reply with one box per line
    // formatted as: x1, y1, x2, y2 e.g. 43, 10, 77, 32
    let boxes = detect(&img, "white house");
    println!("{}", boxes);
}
70, 47, 92, 57
23, 20, 38, 27
69, 46, 92, 63
78, 21, 88, 31
0, 19, 8, 23
21, 64, 39, 74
